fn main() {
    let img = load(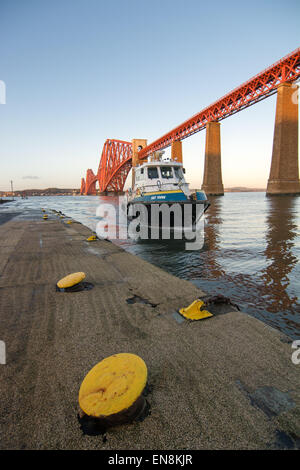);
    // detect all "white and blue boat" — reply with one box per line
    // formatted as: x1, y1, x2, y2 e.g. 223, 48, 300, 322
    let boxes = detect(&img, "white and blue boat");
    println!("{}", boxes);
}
127, 153, 210, 234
